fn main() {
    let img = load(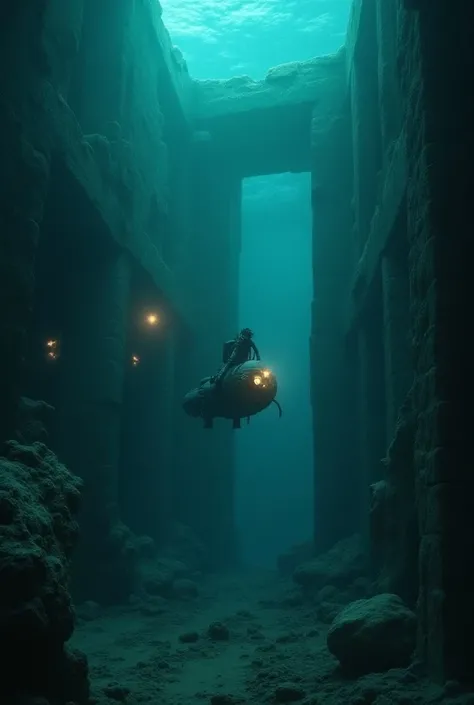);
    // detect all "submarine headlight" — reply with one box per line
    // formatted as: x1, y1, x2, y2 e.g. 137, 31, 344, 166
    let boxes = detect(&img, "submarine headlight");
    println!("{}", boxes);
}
253, 375, 262, 386
262, 369, 271, 378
